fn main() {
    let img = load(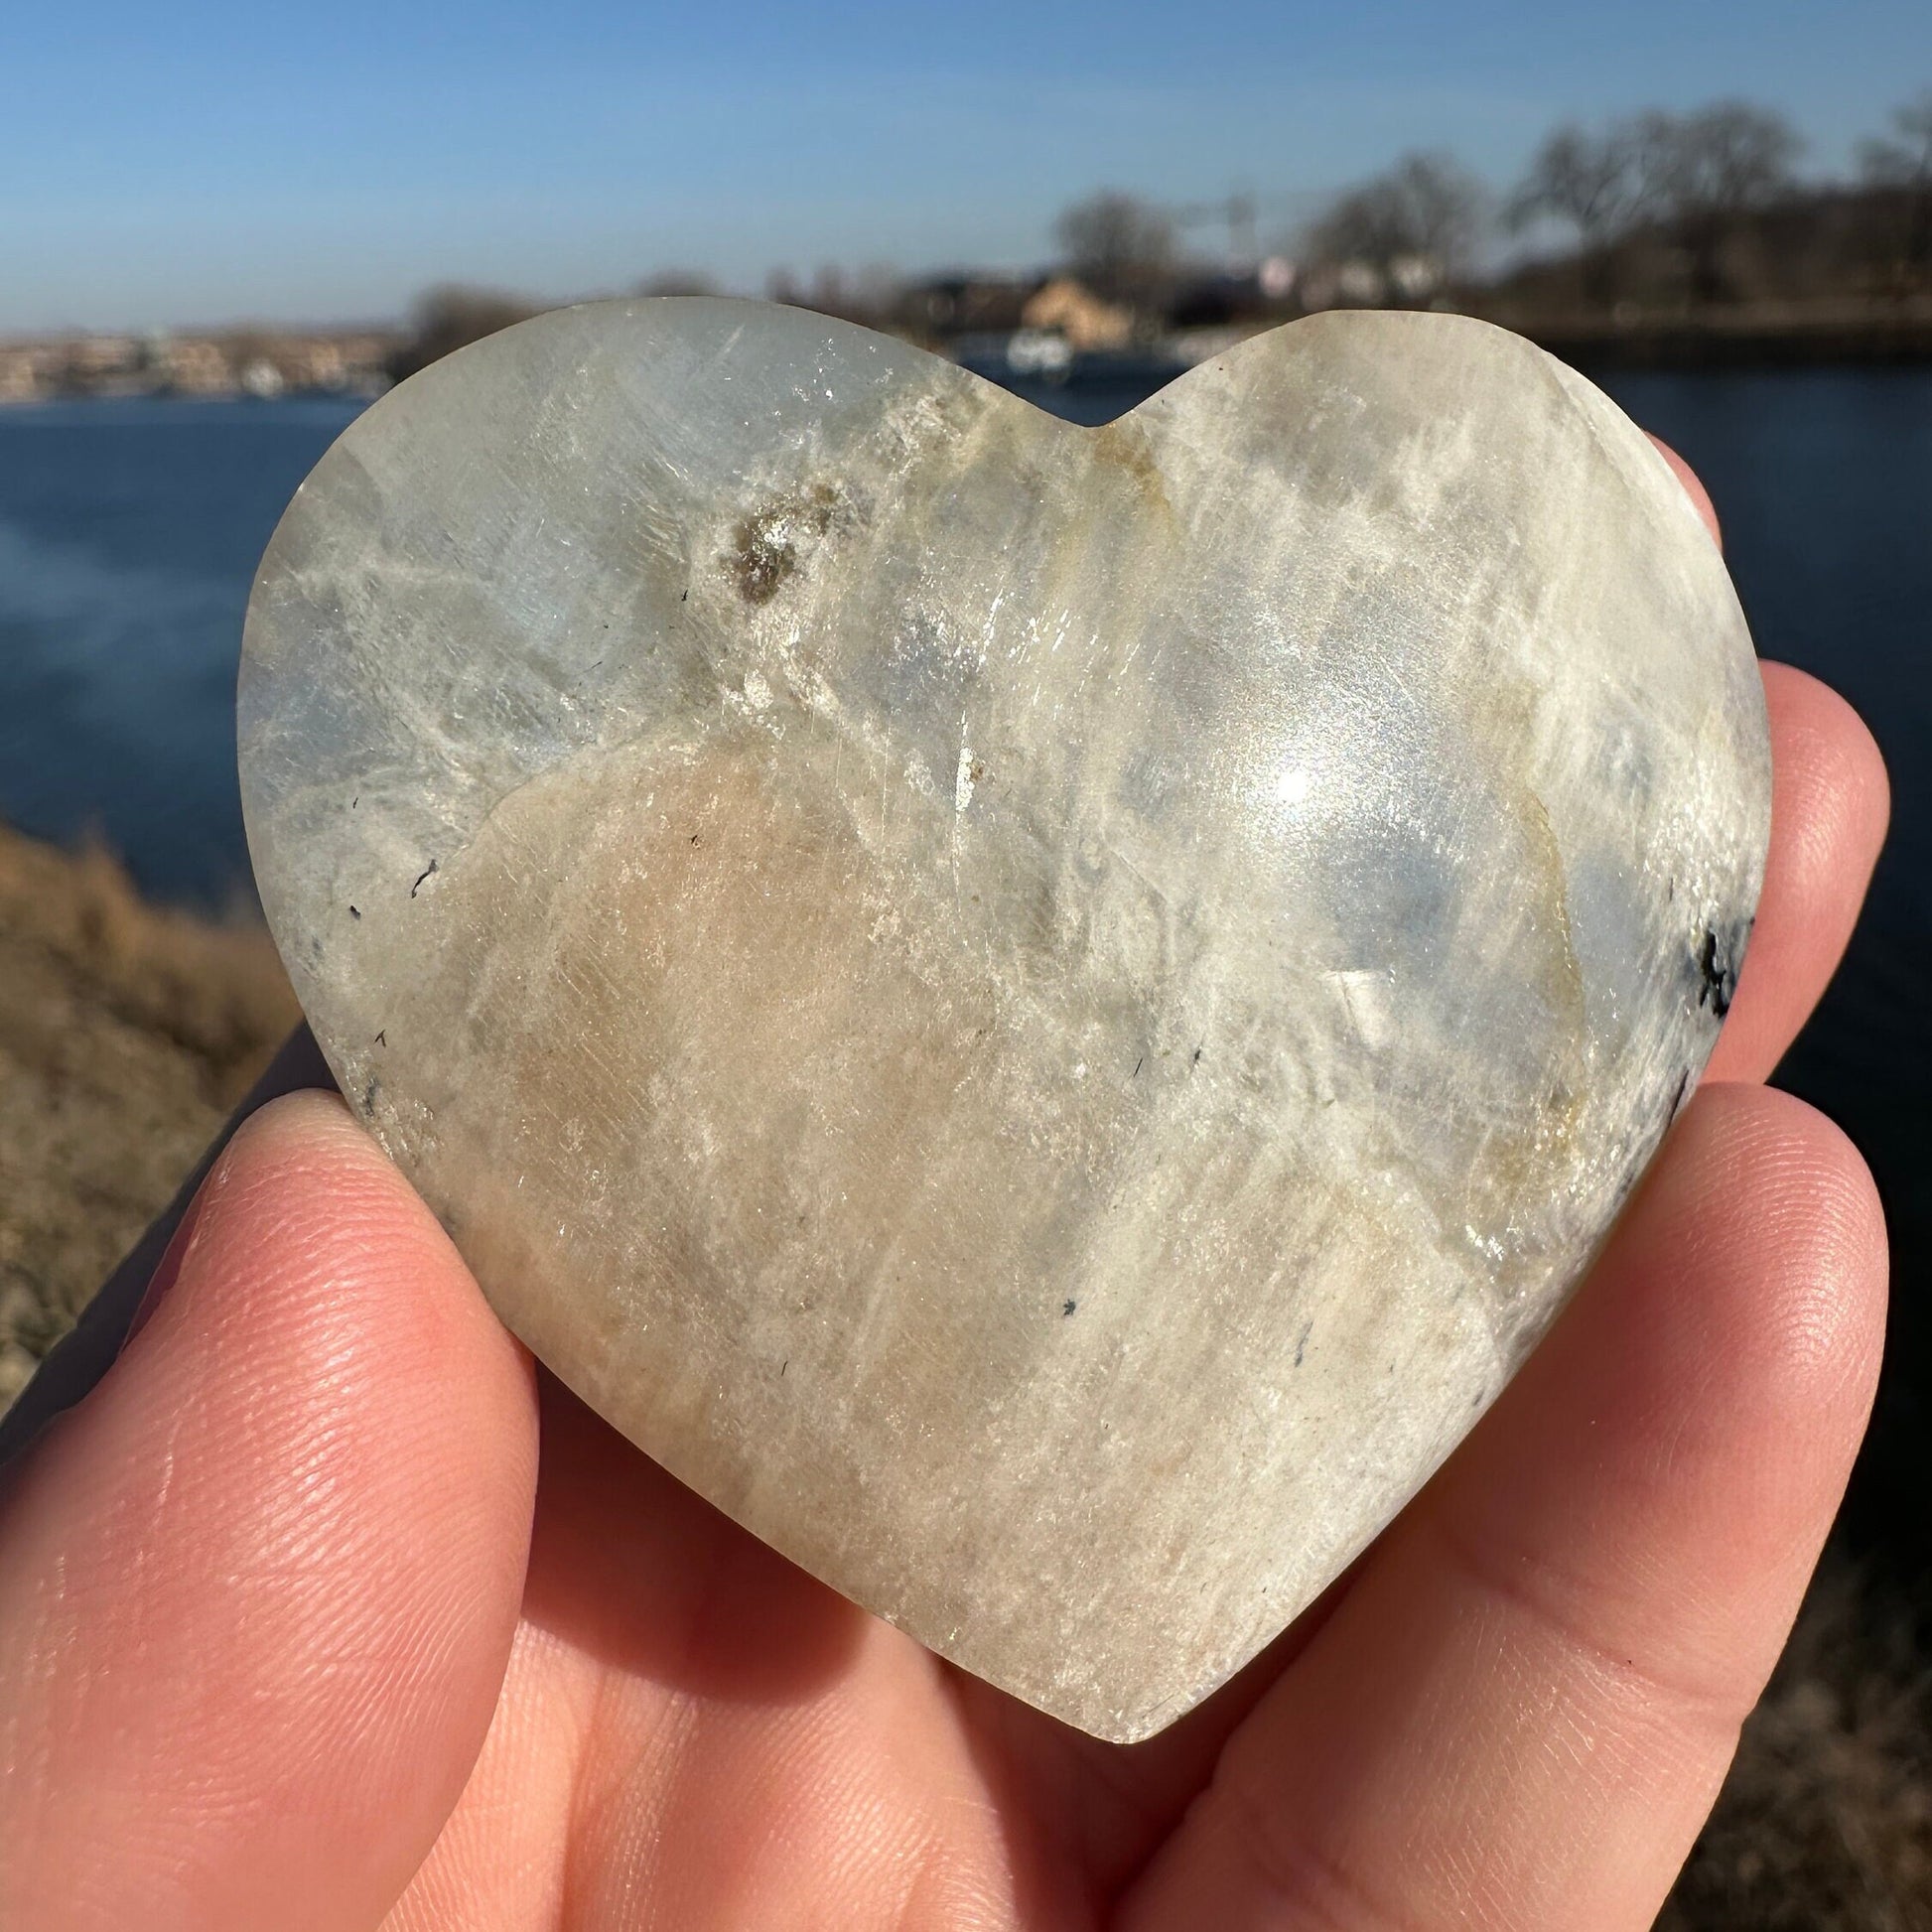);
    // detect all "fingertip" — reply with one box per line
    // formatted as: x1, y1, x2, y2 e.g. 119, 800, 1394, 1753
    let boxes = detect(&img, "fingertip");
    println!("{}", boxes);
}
0, 1085, 537, 1930
1648, 433, 1722, 548
1634, 448, 1887, 1090
215, 1083, 379, 1180
1663, 1083, 1888, 1439
1761, 659, 1892, 861
155, 1087, 534, 1417
1117, 1079, 1889, 1932
1707, 663, 1890, 1083
1463, 1078, 1888, 1642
